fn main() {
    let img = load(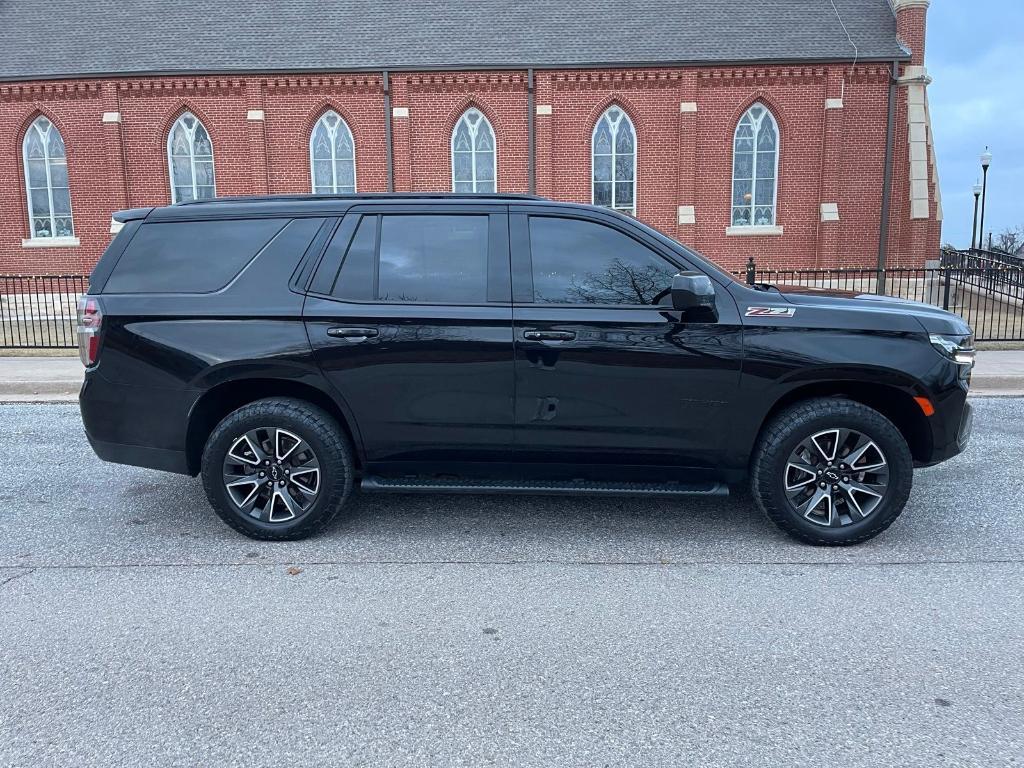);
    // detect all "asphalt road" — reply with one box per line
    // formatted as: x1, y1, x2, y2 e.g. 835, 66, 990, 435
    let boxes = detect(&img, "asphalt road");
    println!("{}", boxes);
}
1, 401, 1022, 766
